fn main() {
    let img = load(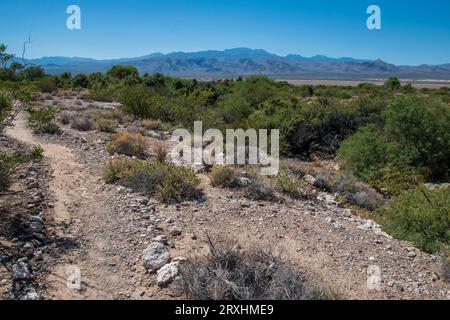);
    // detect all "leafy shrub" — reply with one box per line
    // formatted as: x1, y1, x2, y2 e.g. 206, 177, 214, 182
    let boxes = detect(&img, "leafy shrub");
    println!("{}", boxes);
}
119, 85, 153, 118
94, 118, 118, 133
382, 96, 450, 180
106, 65, 139, 80
0, 145, 43, 190
70, 113, 94, 131
209, 166, 239, 188
367, 164, 425, 196
28, 106, 60, 134
102, 158, 201, 203
180, 237, 334, 300
273, 170, 310, 199
384, 77, 401, 90
142, 119, 165, 131
106, 132, 146, 157
381, 187, 450, 253
86, 86, 115, 102
72, 74, 90, 88
36, 76, 56, 93
288, 102, 361, 159
338, 126, 408, 180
